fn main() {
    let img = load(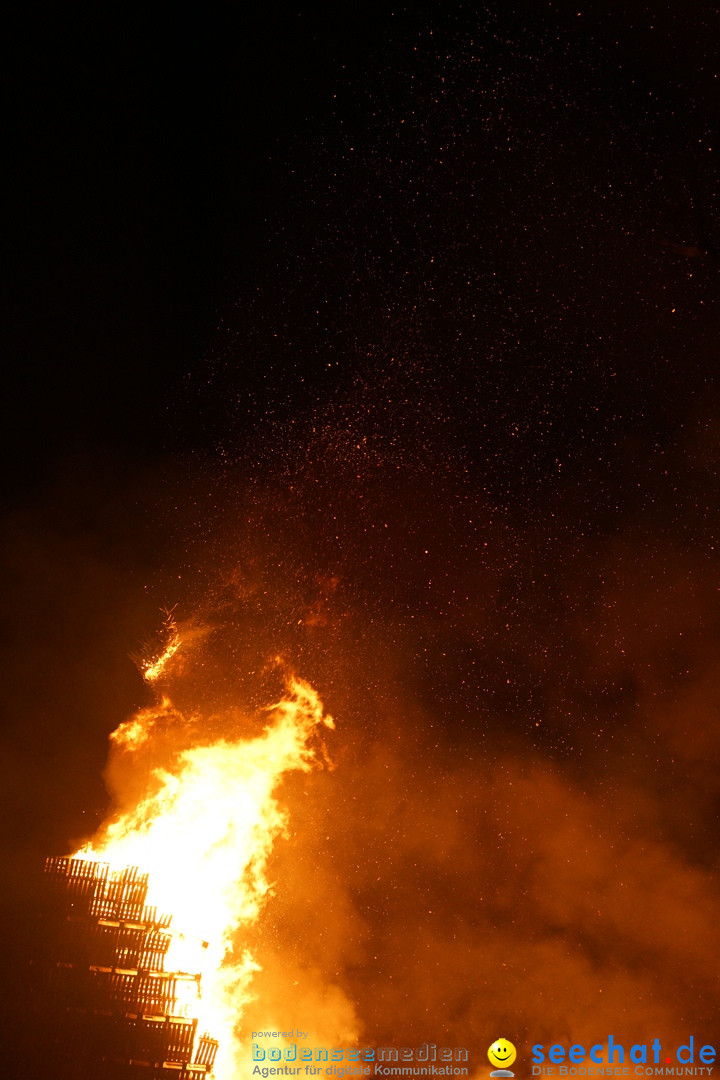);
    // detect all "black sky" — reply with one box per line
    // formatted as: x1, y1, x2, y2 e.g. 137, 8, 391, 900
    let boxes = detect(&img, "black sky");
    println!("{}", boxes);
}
5, 3, 719, 477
